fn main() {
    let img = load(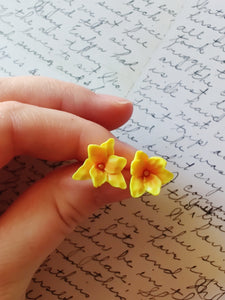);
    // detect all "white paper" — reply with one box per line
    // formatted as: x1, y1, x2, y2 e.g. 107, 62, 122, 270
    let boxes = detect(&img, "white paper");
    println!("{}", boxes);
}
1, 0, 225, 299
0, 0, 183, 95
